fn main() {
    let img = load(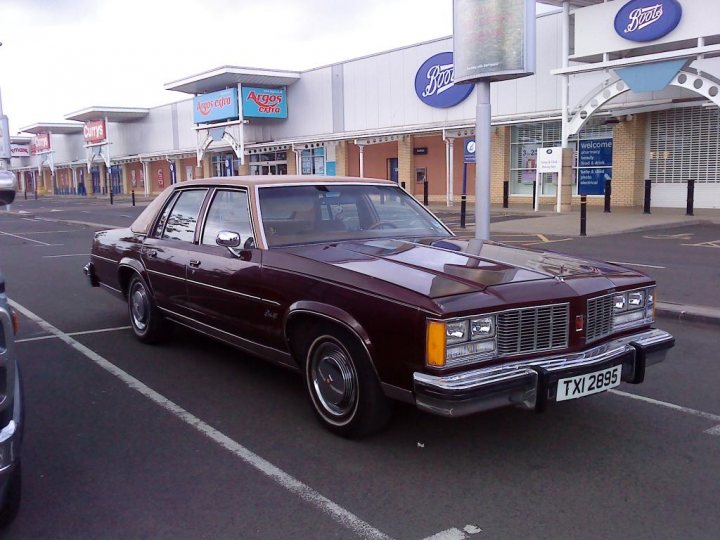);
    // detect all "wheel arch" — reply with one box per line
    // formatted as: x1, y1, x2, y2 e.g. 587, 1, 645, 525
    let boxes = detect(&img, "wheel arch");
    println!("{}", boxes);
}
117, 258, 148, 297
